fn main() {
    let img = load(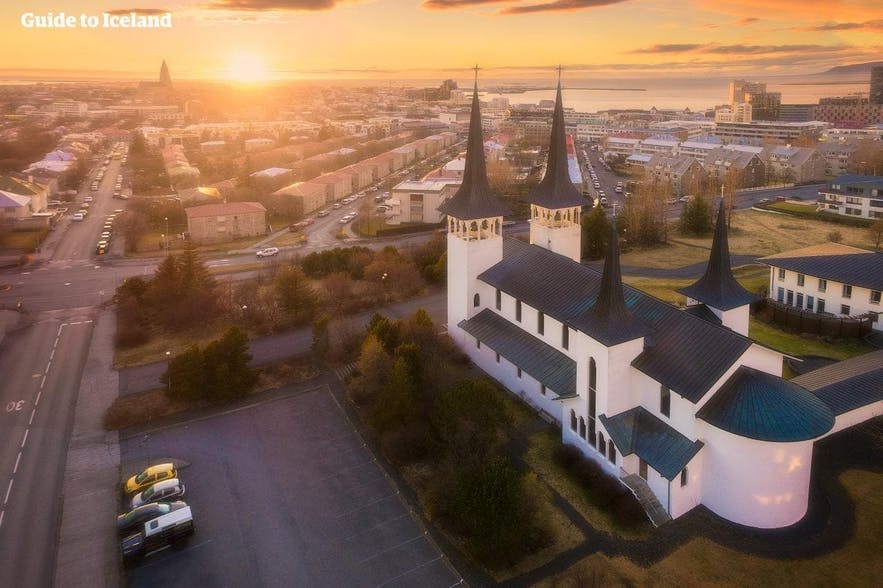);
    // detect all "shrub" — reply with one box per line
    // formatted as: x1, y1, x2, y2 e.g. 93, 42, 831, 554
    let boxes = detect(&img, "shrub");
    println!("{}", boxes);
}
115, 323, 151, 349
380, 422, 433, 465
611, 491, 649, 528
